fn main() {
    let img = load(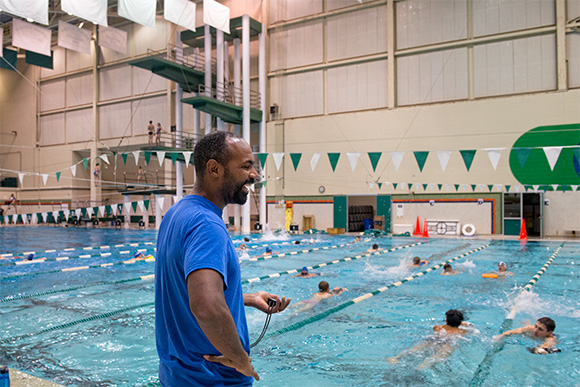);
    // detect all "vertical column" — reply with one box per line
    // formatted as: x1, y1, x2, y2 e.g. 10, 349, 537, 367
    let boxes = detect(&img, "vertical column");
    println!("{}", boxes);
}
467, 0, 475, 100
556, 0, 567, 91
242, 14, 251, 234
259, 26, 266, 231
124, 195, 131, 228
387, 0, 396, 108
204, 24, 213, 134
142, 195, 149, 229
91, 24, 100, 203
217, 29, 224, 132
194, 47, 201, 140
175, 31, 184, 200
234, 38, 241, 231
